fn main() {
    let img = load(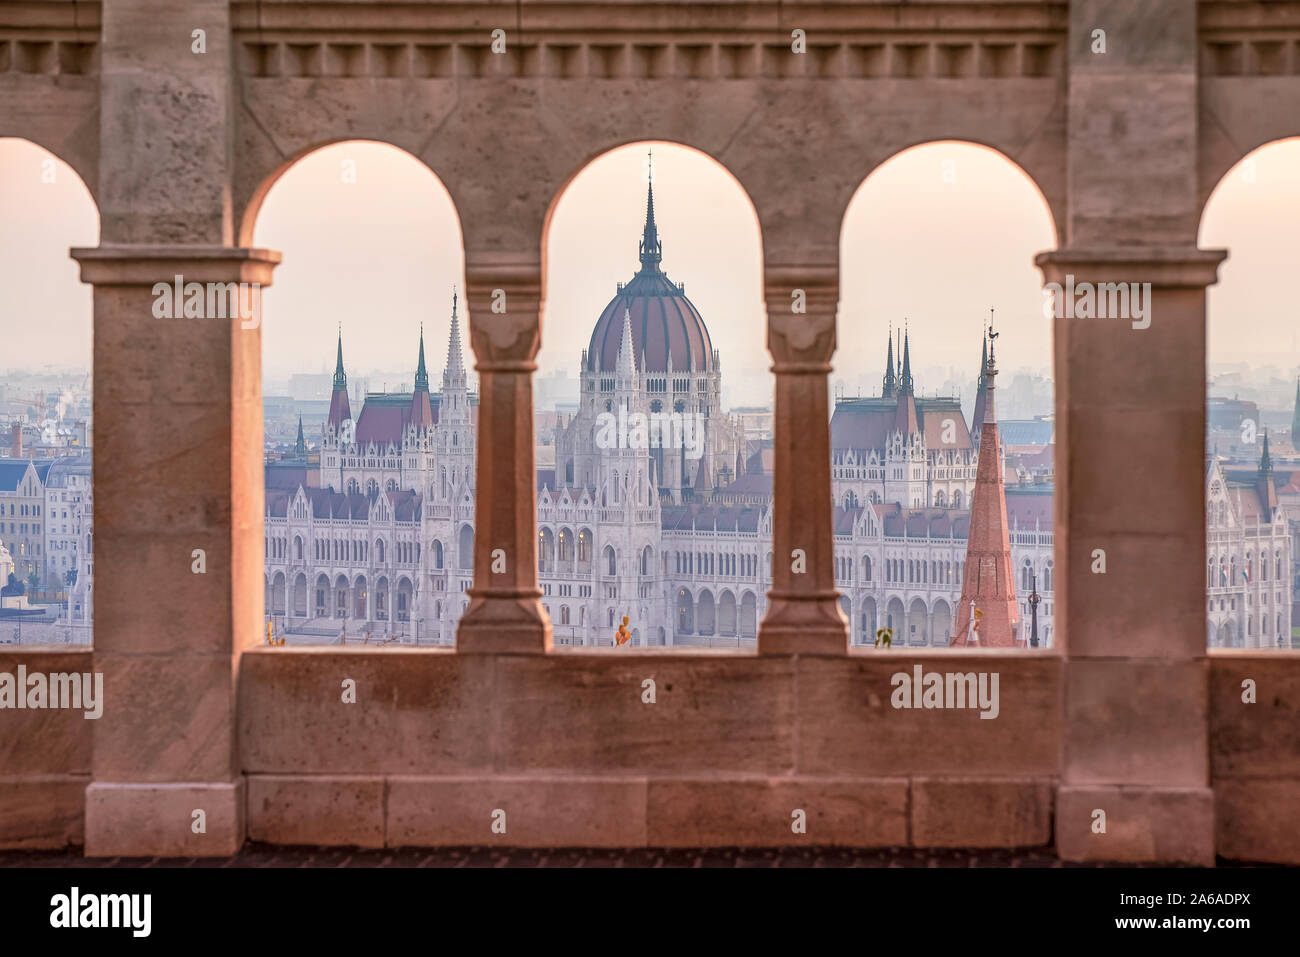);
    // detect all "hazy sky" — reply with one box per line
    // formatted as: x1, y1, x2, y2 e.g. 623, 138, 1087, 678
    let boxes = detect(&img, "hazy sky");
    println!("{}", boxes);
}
2, 134, 1297, 406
